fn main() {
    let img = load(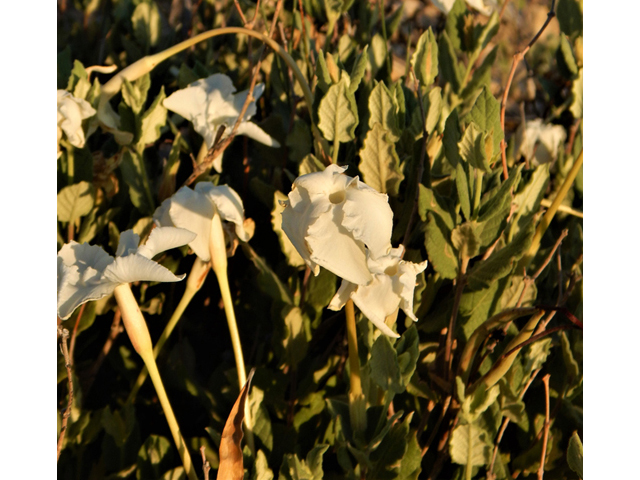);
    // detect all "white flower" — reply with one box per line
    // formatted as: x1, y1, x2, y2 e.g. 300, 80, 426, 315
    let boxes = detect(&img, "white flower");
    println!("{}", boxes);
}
57, 227, 196, 320
328, 246, 428, 337
519, 119, 567, 165
432, 0, 496, 15
163, 73, 280, 172
281, 165, 394, 286
153, 183, 251, 262
57, 90, 97, 152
